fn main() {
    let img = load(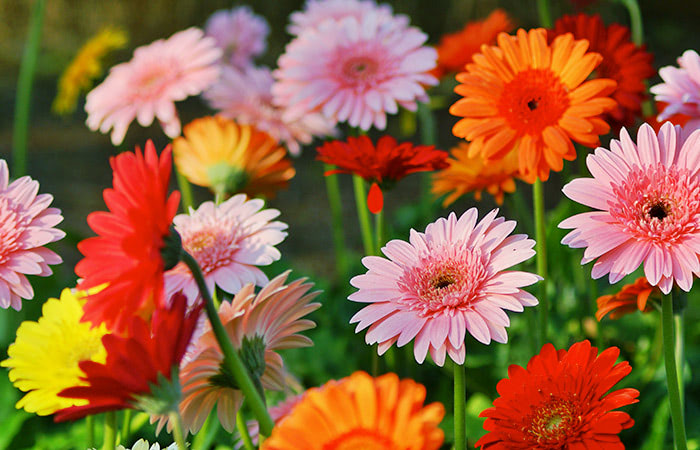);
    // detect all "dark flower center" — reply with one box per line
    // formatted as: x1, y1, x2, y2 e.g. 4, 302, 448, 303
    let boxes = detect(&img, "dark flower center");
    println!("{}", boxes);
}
431, 273, 456, 289
648, 202, 668, 220
527, 98, 539, 110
